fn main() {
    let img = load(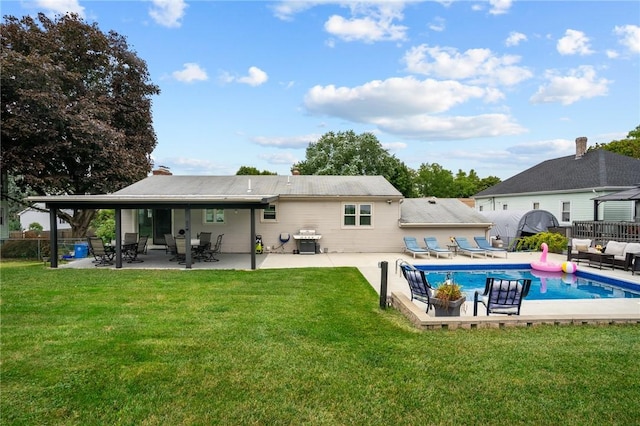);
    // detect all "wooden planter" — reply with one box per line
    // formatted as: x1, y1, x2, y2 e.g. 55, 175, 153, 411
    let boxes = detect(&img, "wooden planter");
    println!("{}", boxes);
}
430, 297, 466, 317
